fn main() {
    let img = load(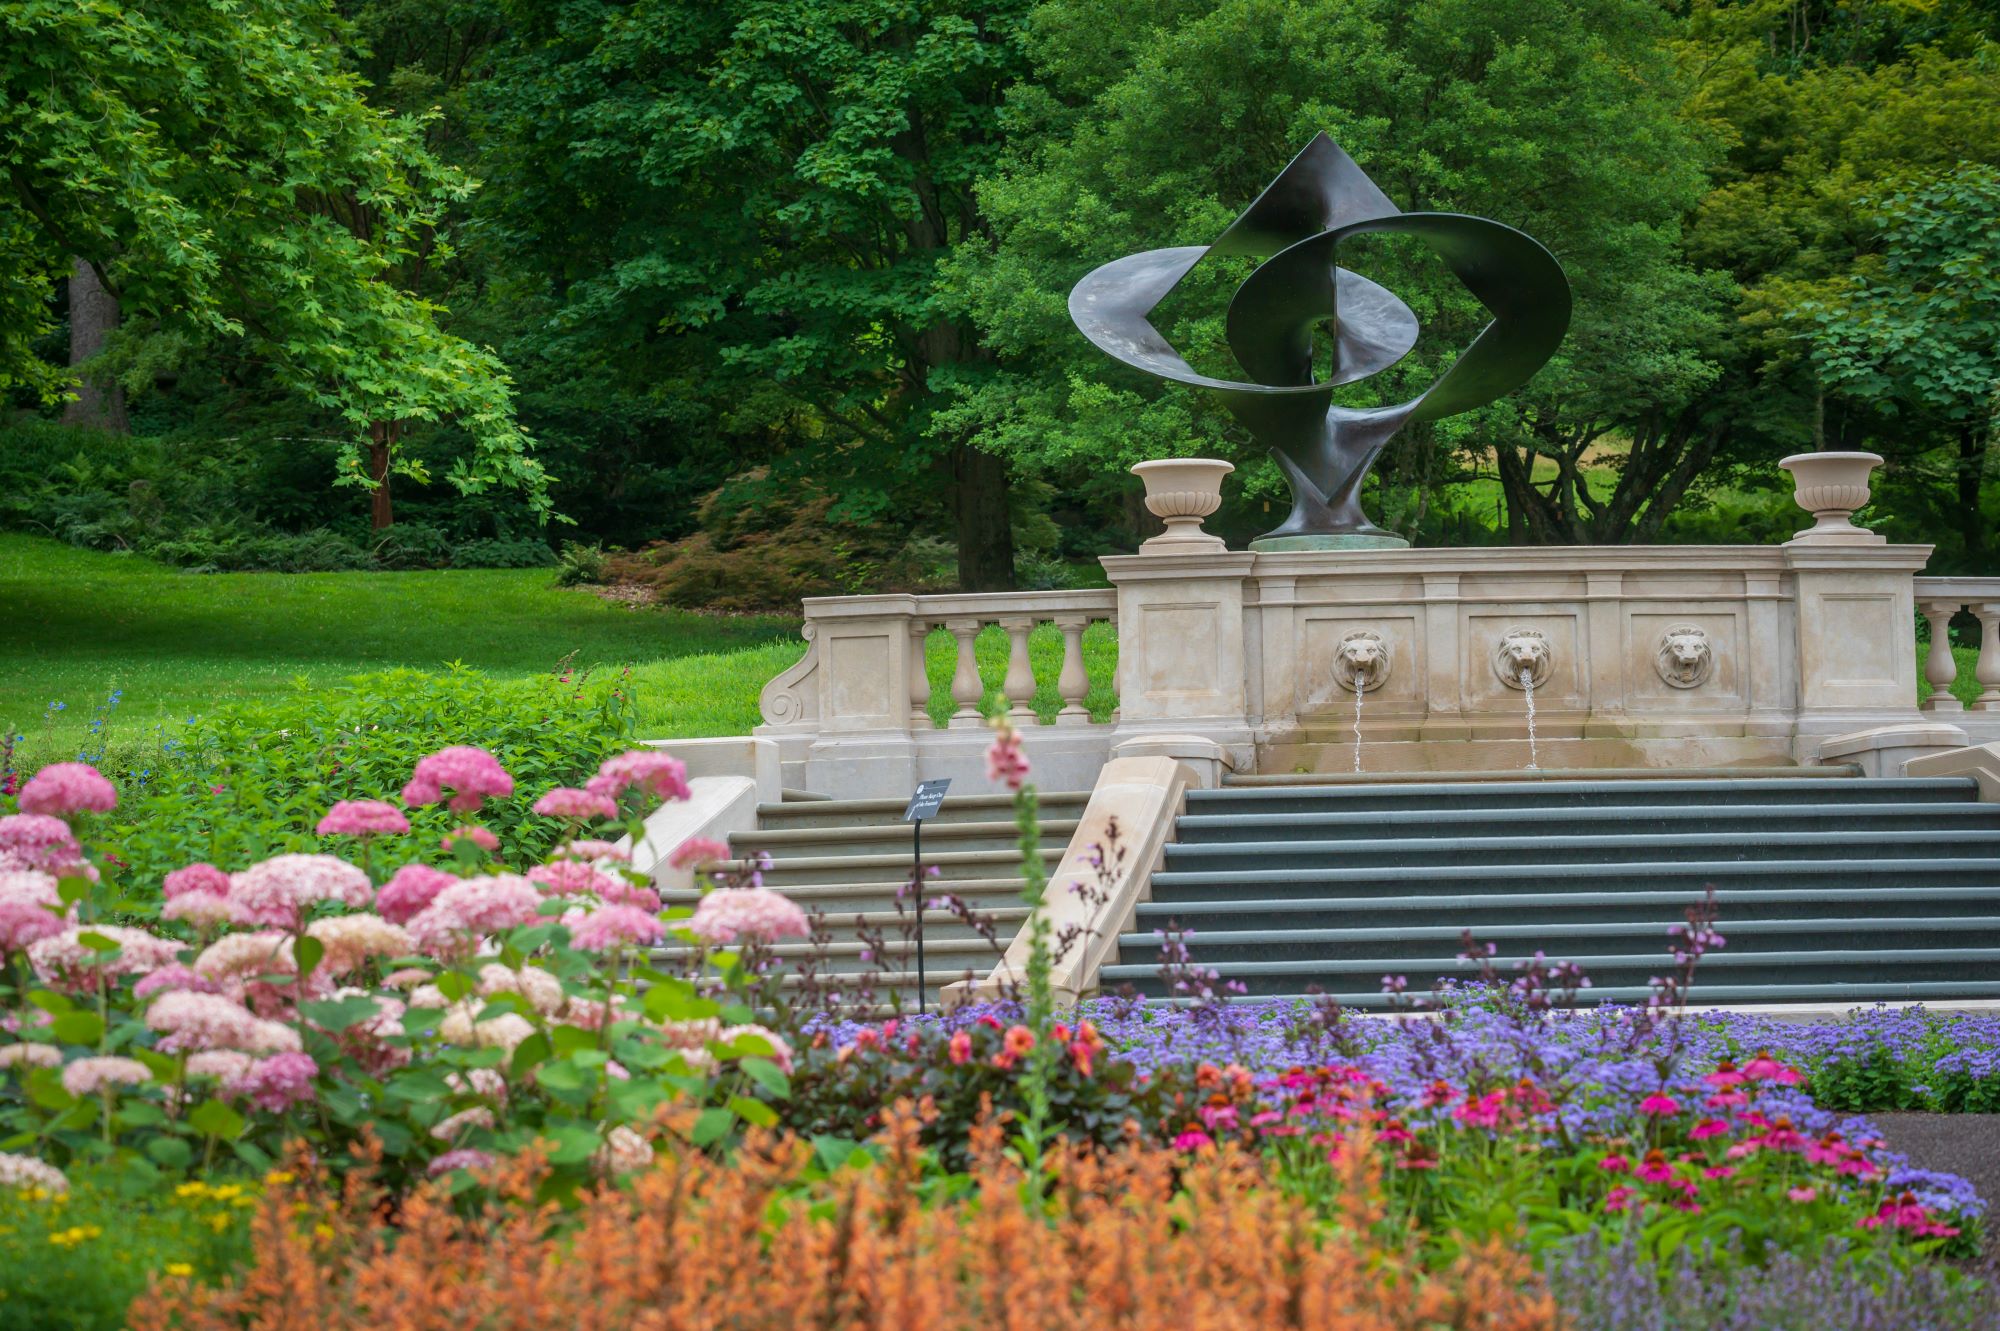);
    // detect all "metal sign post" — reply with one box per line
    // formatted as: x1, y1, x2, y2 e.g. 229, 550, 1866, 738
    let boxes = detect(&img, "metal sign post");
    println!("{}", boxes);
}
902, 778, 951, 1014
